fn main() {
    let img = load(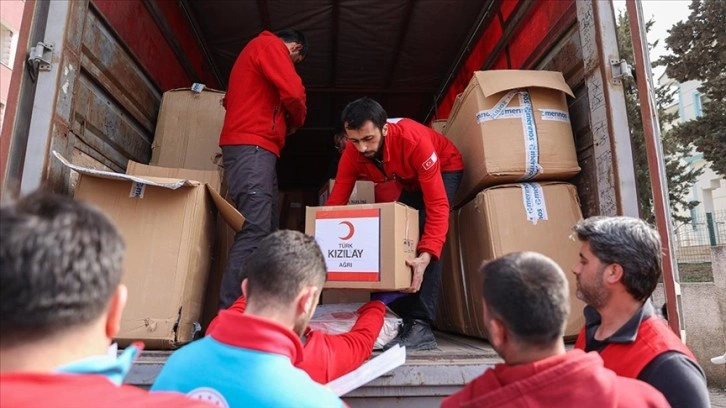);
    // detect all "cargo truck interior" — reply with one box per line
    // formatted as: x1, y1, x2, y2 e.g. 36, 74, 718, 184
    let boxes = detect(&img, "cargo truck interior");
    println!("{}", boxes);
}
4, 0, 629, 223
